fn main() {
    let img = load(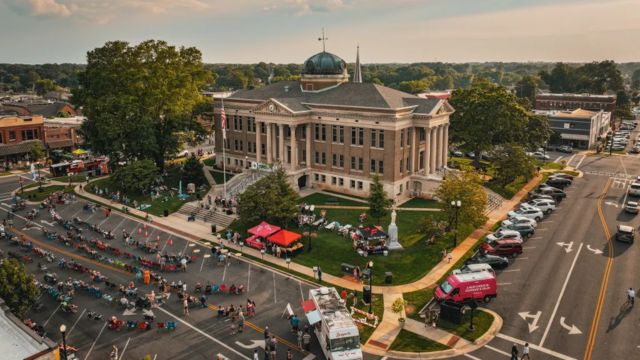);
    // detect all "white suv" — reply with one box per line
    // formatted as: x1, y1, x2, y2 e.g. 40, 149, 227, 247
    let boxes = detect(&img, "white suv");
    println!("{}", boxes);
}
508, 208, 544, 221
486, 229, 523, 243
628, 182, 640, 196
526, 199, 556, 214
